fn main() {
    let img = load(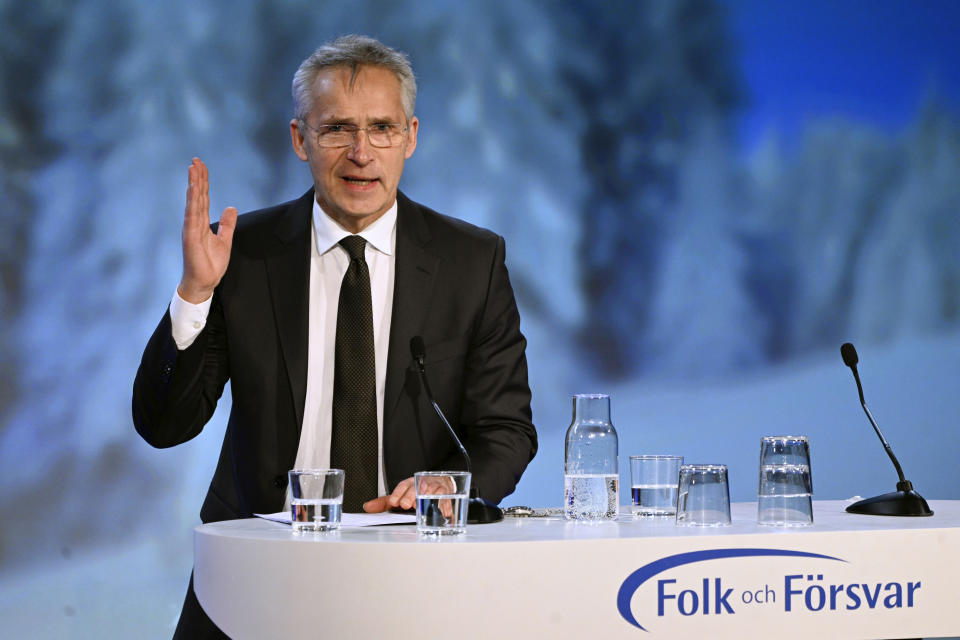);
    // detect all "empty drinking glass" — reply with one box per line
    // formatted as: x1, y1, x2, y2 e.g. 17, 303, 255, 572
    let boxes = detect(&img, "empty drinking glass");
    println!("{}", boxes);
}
675, 464, 731, 527
758, 436, 813, 526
